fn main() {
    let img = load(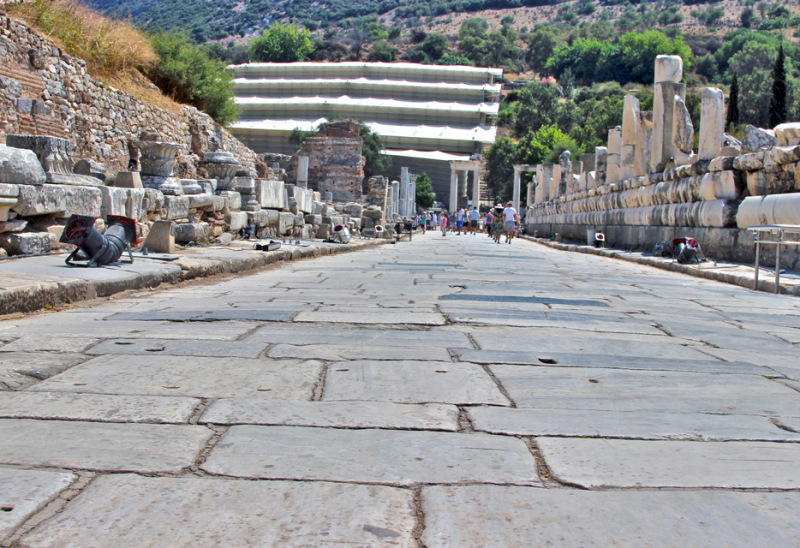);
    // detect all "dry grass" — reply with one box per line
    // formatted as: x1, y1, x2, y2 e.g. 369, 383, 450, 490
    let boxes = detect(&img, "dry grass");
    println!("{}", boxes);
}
9, 0, 157, 77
